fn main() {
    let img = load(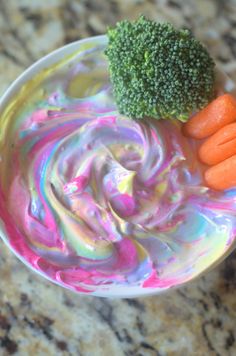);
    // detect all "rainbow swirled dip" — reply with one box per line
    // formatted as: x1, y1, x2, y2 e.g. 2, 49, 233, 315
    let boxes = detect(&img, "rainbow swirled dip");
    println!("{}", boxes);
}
0, 36, 235, 297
